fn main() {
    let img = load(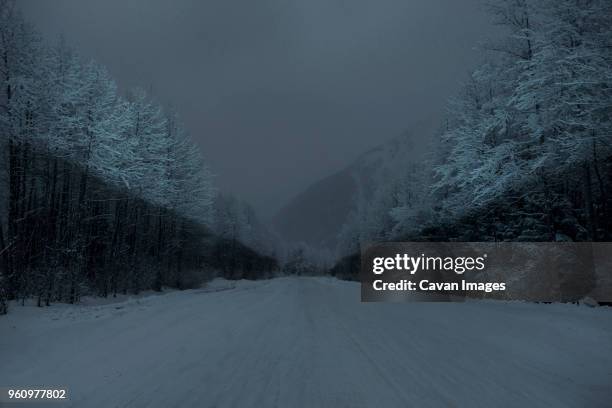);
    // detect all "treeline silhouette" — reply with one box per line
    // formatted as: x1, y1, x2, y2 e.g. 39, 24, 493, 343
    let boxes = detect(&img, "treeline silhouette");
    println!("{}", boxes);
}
332, 0, 612, 287
0, 1, 276, 314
